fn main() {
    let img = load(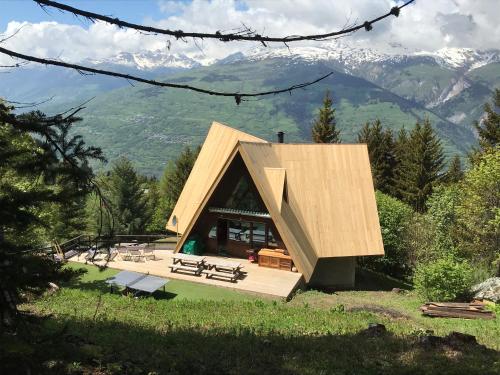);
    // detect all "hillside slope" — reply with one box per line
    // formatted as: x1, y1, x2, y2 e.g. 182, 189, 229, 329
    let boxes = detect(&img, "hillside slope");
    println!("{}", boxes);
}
73, 59, 474, 176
